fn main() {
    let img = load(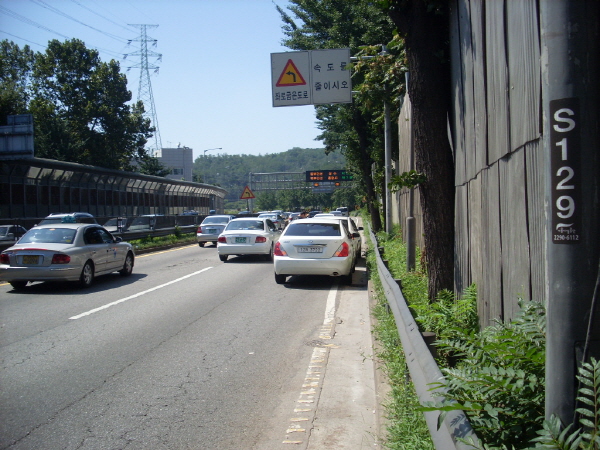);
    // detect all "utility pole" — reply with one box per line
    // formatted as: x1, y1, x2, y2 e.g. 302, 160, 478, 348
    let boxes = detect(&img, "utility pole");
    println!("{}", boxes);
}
126, 24, 162, 156
541, 0, 600, 425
